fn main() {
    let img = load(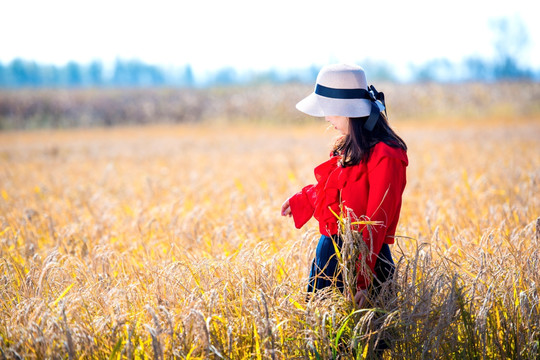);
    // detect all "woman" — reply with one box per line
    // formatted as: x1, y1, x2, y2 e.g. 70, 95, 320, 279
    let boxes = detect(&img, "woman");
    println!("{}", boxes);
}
281, 63, 408, 306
